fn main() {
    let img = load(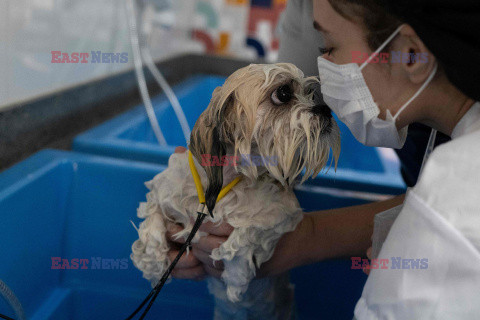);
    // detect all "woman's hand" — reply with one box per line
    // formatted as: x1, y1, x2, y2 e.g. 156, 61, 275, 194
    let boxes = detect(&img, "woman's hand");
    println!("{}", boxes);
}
168, 214, 313, 281
166, 146, 233, 281
166, 219, 233, 280
165, 221, 206, 280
